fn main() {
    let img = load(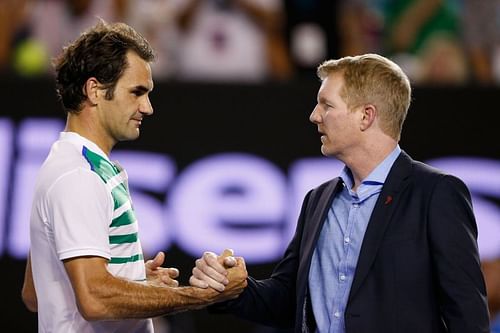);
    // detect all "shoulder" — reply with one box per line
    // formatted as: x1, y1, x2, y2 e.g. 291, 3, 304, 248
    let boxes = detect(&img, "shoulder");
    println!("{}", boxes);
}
40, 142, 108, 200
404, 156, 471, 199
305, 177, 341, 208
